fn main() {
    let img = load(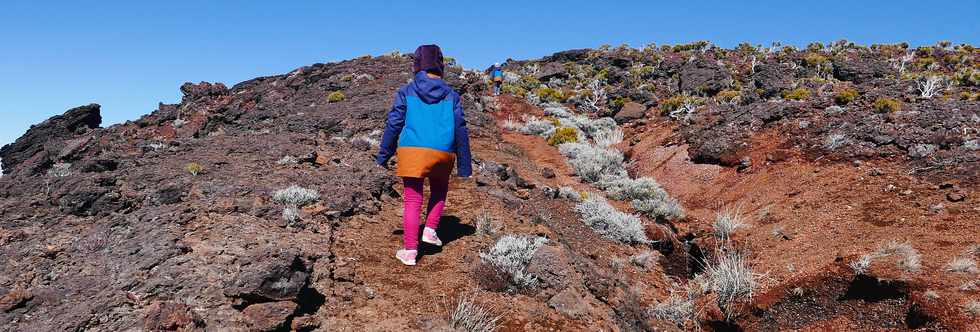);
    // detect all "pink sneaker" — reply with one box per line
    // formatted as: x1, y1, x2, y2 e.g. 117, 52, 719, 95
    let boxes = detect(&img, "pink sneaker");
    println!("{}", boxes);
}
421, 227, 442, 246
396, 249, 417, 266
